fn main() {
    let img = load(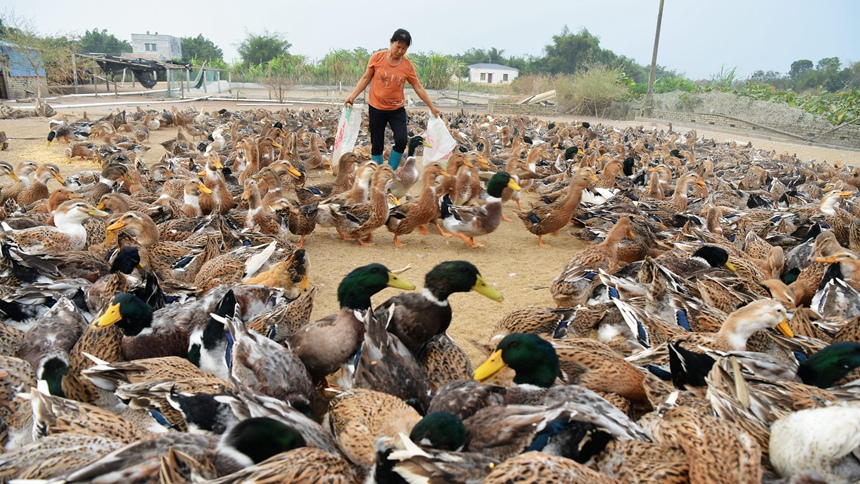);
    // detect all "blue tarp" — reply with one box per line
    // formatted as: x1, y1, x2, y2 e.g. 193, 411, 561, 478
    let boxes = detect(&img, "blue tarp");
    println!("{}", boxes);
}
0, 41, 46, 77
